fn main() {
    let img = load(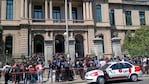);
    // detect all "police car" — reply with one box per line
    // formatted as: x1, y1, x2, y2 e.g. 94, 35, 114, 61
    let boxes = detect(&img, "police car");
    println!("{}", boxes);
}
85, 61, 143, 84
